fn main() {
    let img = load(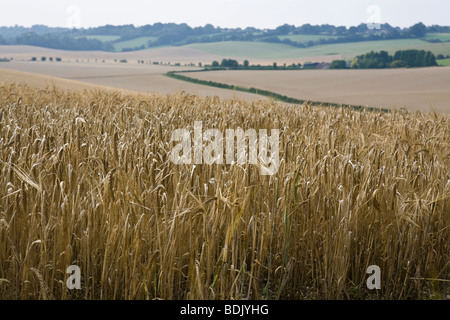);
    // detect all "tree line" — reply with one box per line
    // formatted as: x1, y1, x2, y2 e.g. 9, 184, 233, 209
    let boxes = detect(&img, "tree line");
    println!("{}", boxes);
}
13, 32, 114, 51
1, 22, 449, 52
208, 59, 303, 70
329, 49, 438, 69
